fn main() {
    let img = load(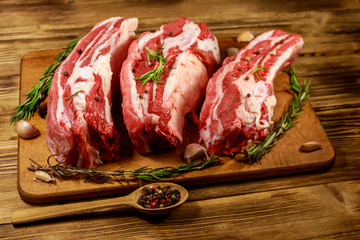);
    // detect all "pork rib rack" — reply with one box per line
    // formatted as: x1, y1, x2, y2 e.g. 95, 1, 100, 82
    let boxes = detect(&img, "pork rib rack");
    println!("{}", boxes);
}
199, 30, 304, 155
46, 17, 138, 168
121, 17, 220, 153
